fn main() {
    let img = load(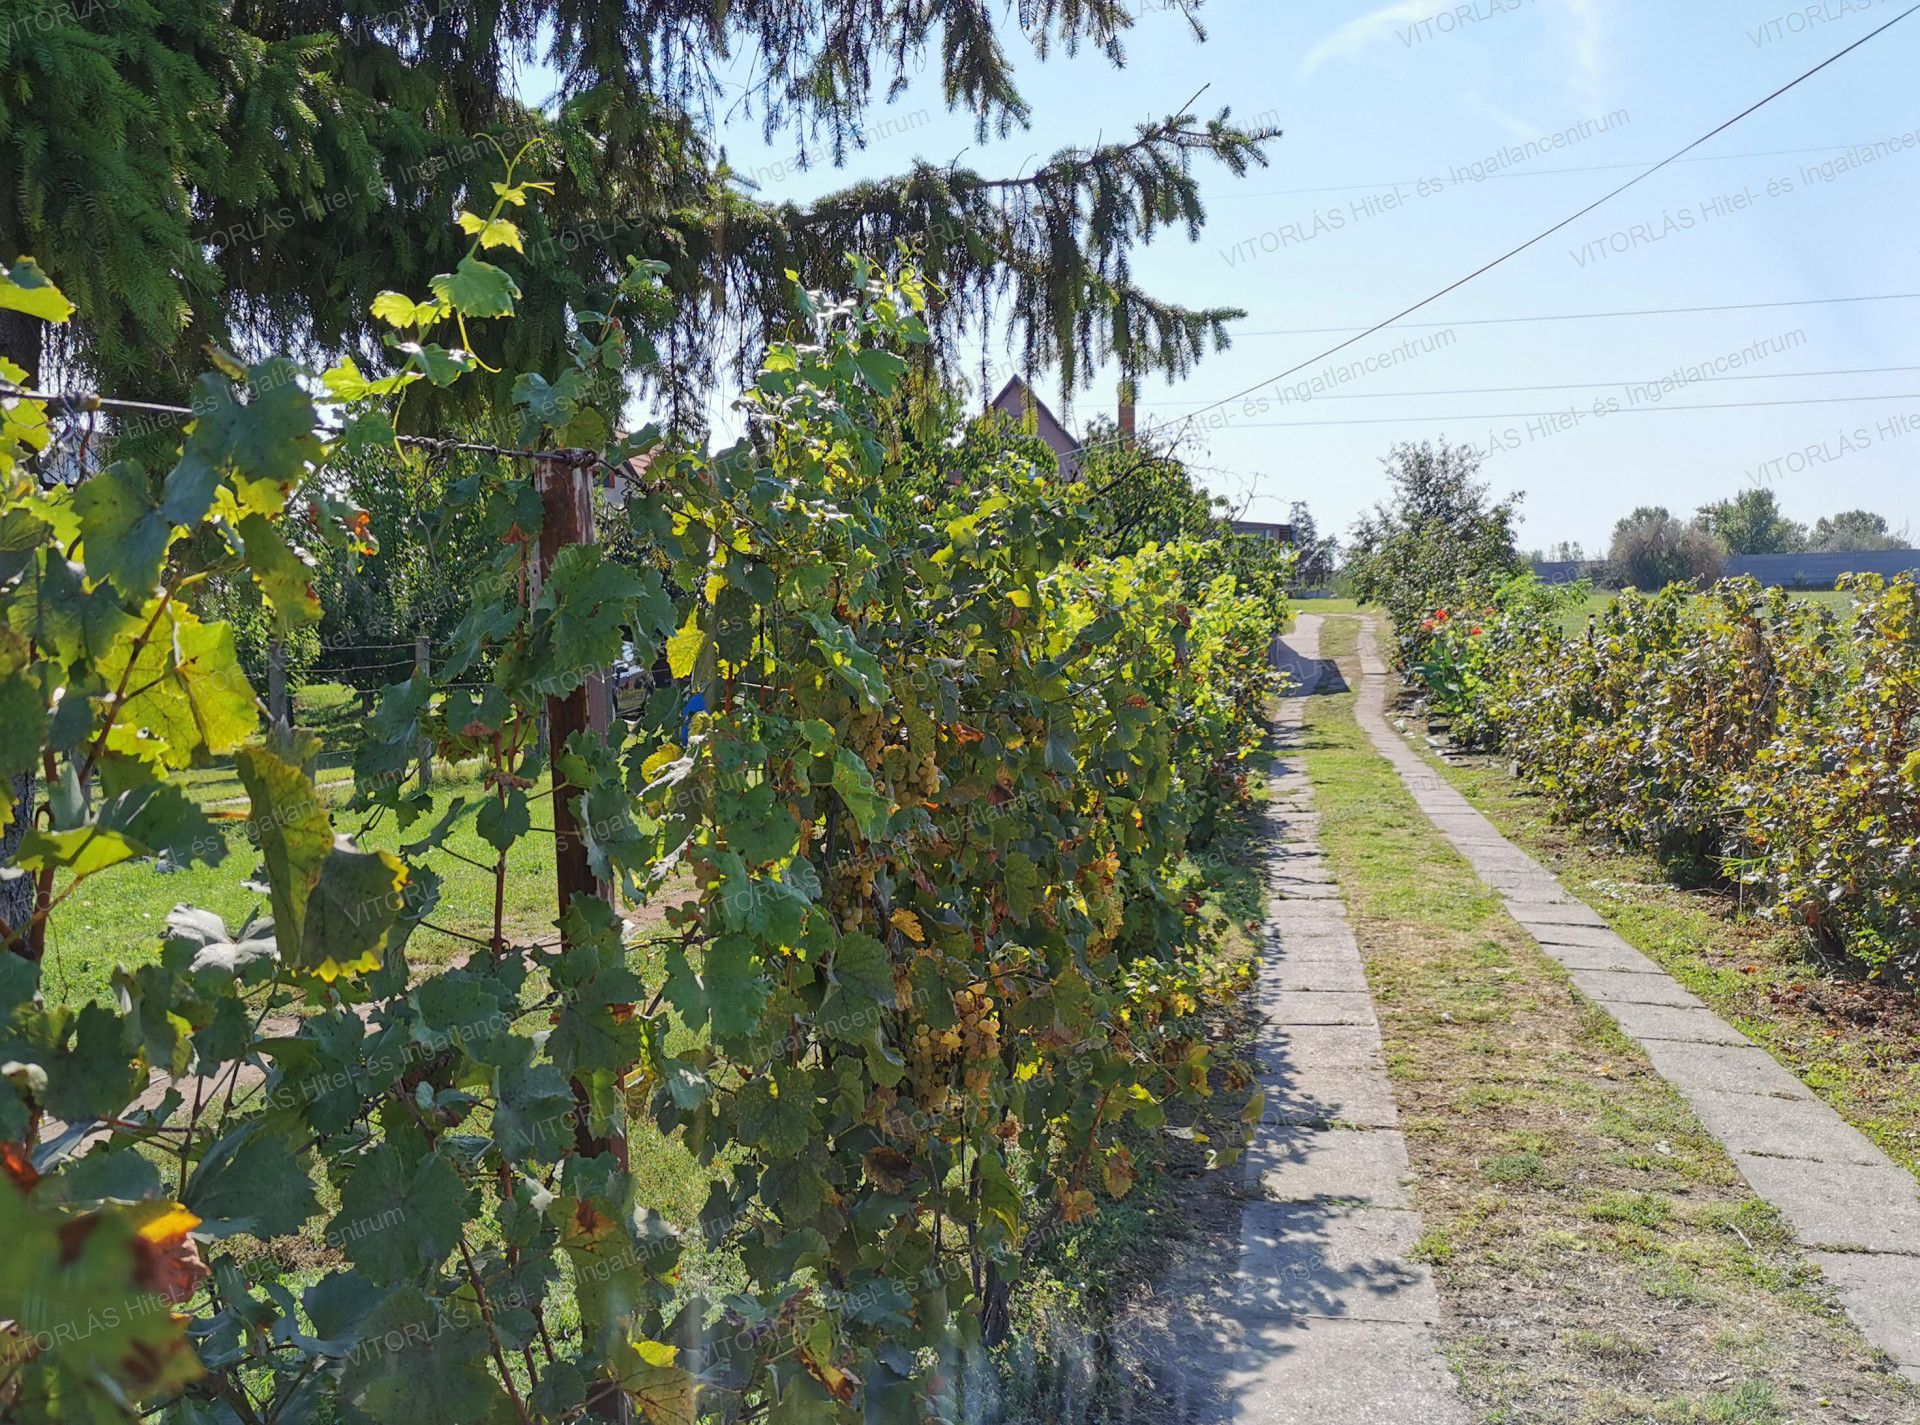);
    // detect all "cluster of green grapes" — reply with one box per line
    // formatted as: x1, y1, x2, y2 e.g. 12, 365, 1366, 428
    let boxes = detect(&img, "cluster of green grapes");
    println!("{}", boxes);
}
909, 745, 940, 798
903, 984, 1001, 1113
829, 859, 880, 932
